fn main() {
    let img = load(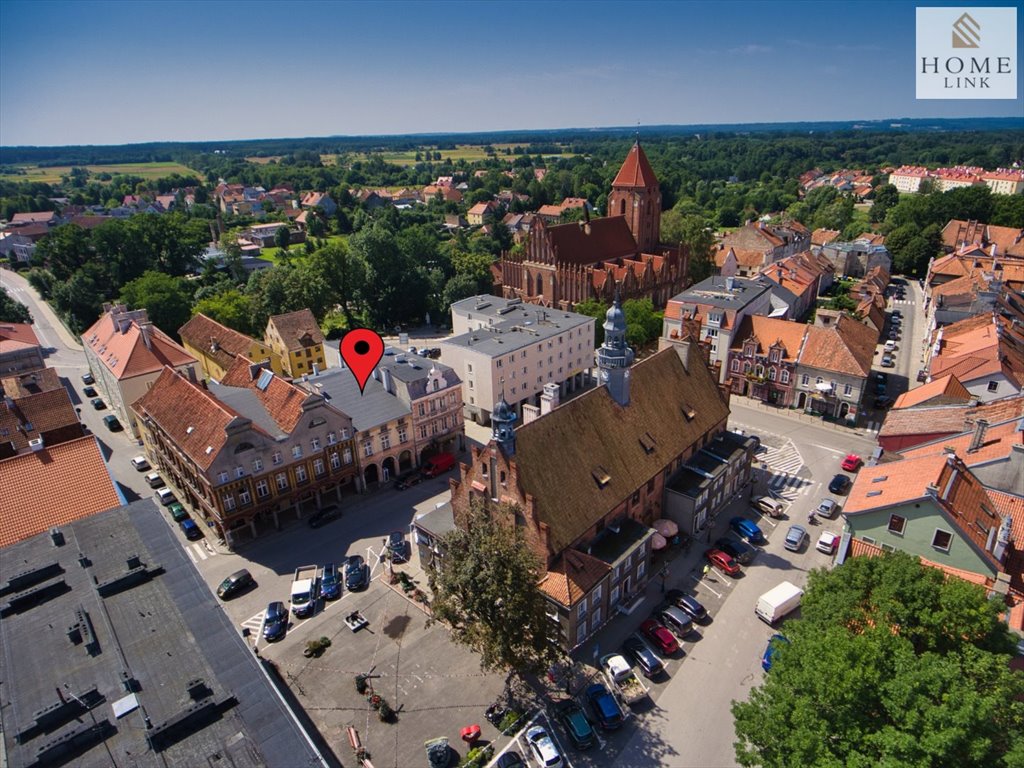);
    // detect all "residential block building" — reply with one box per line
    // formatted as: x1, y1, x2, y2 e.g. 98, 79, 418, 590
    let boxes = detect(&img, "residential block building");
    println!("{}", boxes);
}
0, 322, 44, 374
726, 315, 807, 406
925, 313, 1024, 402
792, 310, 876, 421
264, 309, 327, 378
179, 312, 284, 381
0, 387, 85, 459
